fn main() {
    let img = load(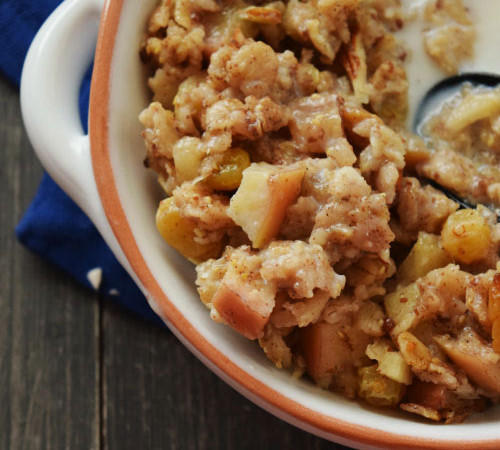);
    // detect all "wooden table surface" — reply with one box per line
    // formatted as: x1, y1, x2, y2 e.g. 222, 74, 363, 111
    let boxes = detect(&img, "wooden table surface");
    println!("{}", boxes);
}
0, 77, 350, 449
